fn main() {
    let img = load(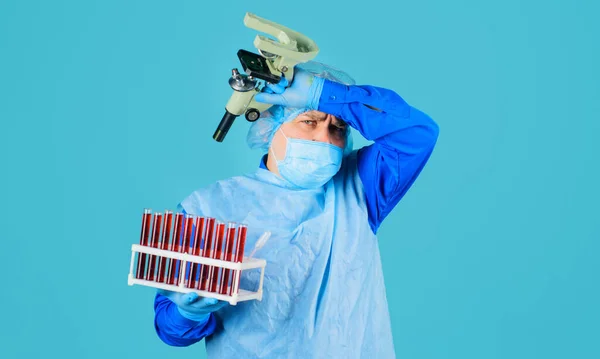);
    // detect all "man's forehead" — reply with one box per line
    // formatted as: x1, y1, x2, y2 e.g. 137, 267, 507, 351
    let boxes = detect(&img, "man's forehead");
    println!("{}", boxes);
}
302, 111, 345, 124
